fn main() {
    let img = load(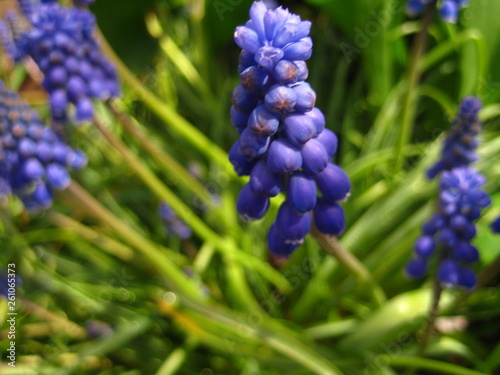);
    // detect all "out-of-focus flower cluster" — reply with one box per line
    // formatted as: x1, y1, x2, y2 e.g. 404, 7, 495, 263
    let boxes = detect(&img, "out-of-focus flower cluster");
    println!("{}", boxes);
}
406, 98, 490, 290
159, 201, 192, 240
229, 1, 350, 258
406, 0, 470, 23
0, 81, 86, 211
0, 0, 119, 123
